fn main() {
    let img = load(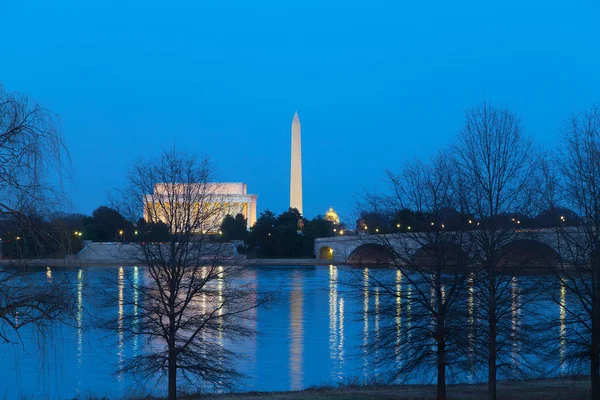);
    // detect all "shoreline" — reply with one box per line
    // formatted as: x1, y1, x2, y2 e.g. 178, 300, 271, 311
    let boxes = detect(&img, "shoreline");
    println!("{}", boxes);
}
0, 257, 334, 268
